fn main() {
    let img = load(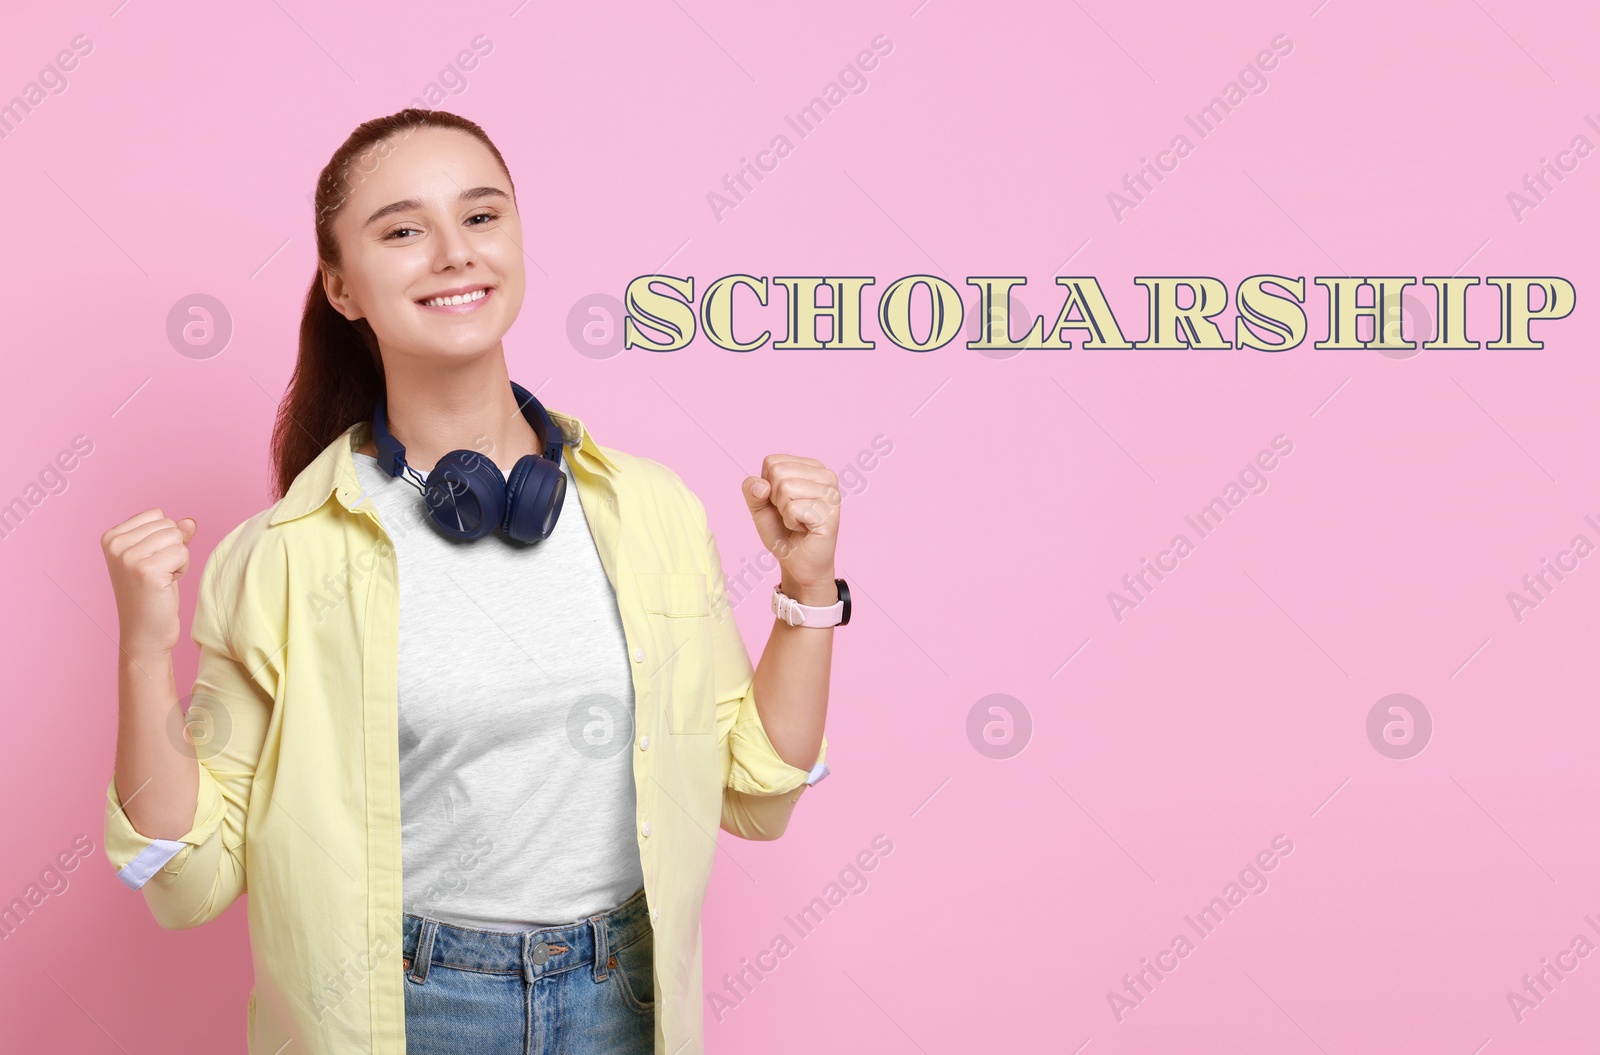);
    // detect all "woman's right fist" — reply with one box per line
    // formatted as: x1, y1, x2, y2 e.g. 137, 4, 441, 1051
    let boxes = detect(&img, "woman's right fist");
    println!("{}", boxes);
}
101, 509, 197, 658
